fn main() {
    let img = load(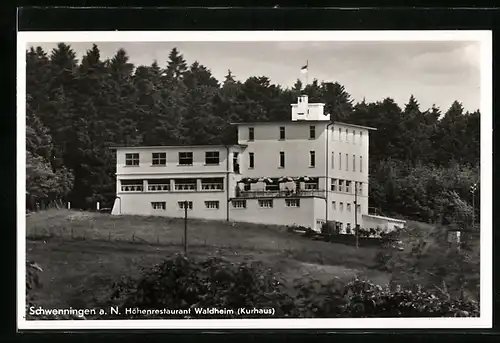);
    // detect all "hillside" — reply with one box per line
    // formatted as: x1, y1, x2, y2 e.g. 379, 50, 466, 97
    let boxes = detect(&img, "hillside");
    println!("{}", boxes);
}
26, 210, 392, 311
